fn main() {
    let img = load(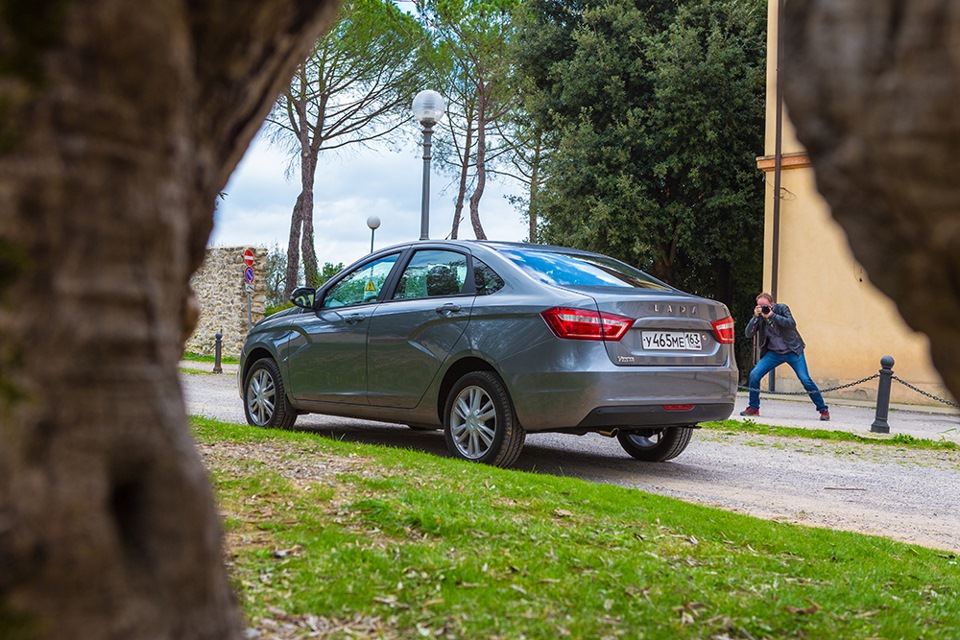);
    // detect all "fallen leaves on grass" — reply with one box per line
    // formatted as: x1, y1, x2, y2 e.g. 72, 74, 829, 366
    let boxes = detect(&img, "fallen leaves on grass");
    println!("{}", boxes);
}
246, 609, 390, 639
784, 599, 822, 615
